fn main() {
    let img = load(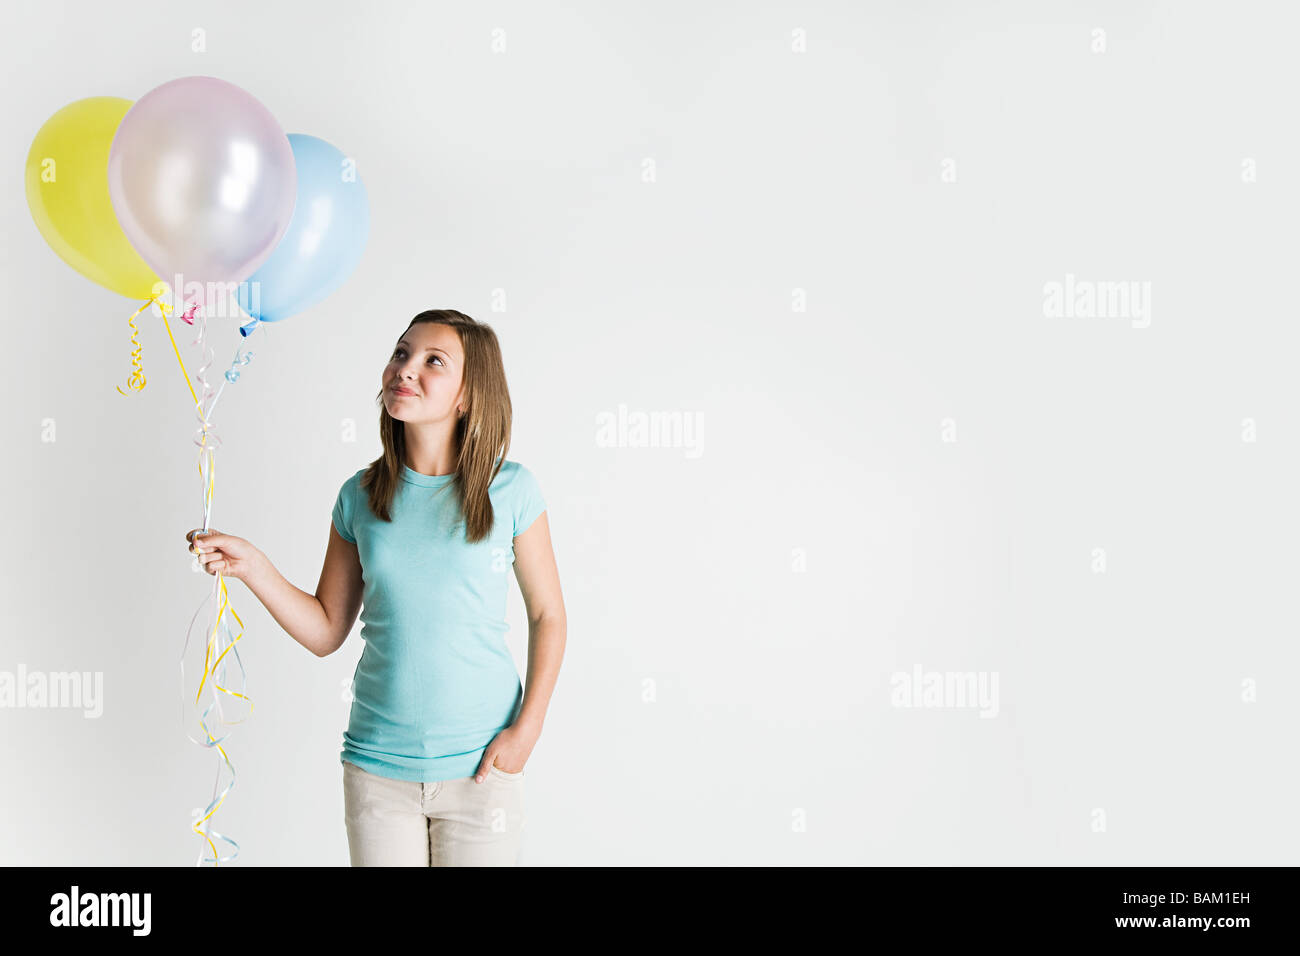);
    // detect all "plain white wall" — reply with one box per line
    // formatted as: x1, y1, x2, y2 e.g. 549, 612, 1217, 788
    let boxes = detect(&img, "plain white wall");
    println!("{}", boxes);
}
3, 0, 1296, 865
